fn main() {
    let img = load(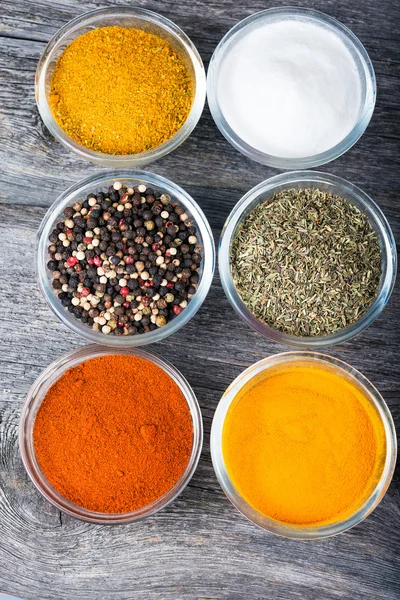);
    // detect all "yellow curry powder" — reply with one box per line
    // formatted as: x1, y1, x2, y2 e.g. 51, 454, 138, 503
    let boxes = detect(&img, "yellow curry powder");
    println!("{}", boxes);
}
49, 26, 193, 154
222, 364, 386, 526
